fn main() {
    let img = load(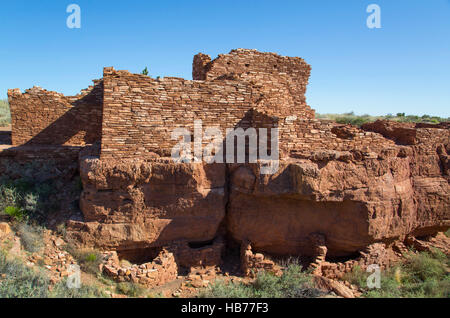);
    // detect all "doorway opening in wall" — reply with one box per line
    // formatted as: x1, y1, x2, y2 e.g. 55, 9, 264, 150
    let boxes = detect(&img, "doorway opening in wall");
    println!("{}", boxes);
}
116, 246, 163, 265
325, 251, 362, 264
